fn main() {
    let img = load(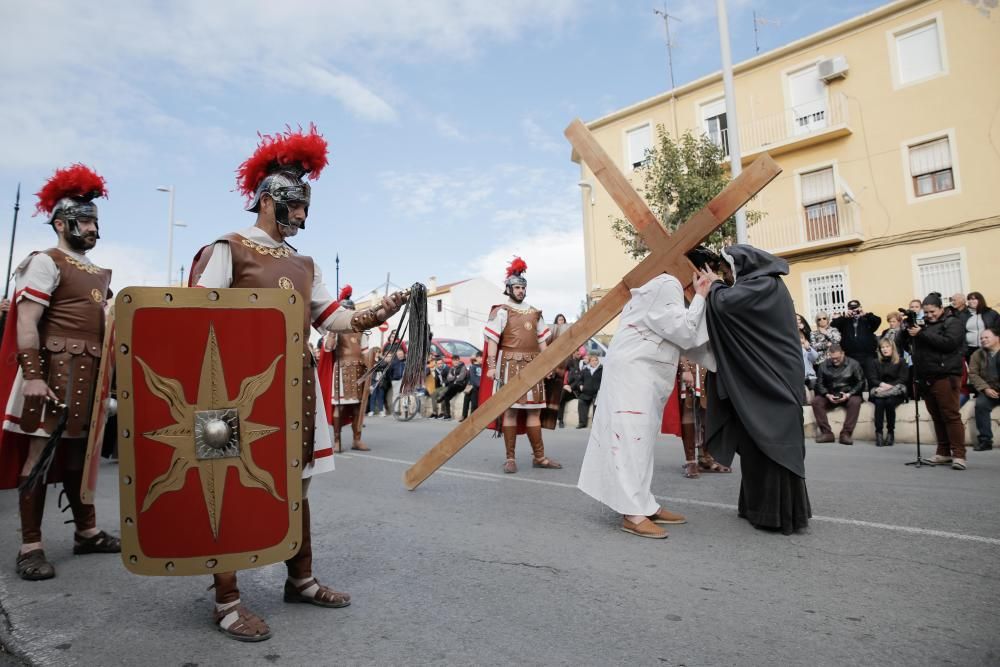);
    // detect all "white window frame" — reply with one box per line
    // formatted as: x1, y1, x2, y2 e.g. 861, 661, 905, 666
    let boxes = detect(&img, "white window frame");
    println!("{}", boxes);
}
900, 128, 960, 204
793, 160, 842, 243
801, 266, 850, 323
911, 248, 968, 301
623, 121, 653, 173
697, 96, 729, 156
886, 12, 948, 90
781, 58, 829, 138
